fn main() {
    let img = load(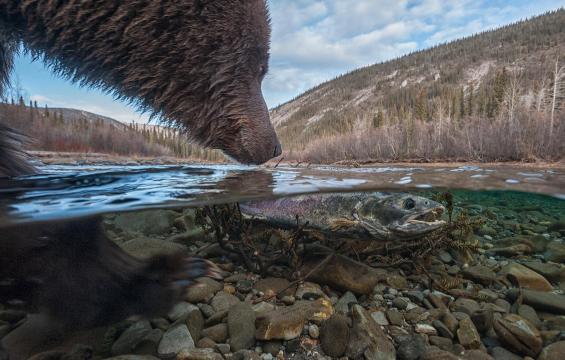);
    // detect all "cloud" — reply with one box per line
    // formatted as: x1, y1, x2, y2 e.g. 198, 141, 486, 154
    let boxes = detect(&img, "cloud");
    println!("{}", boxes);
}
263, 0, 565, 108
